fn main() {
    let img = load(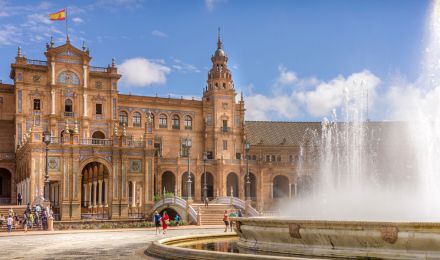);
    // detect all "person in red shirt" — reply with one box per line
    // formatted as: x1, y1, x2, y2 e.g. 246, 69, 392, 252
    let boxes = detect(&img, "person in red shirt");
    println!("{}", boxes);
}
223, 210, 229, 232
161, 211, 170, 234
